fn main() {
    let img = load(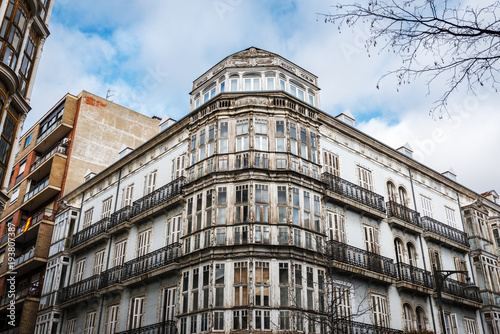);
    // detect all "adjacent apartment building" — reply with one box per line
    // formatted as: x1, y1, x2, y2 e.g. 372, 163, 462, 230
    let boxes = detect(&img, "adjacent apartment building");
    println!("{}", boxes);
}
40, 47, 495, 334
0, 0, 54, 212
0, 91, 160, 334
